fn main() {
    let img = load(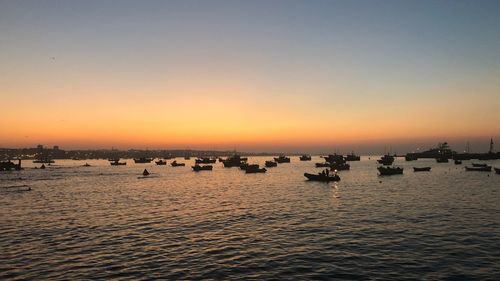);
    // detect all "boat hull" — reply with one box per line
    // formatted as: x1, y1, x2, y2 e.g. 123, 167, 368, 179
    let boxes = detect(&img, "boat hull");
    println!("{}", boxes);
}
304, 173, 340, 182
